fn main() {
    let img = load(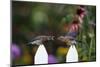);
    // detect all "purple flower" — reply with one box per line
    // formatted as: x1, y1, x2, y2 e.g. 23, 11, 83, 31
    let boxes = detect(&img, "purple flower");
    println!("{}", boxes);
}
67, 32, 78, 38
11, 43, 21, 59
48, 54, 57, 64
